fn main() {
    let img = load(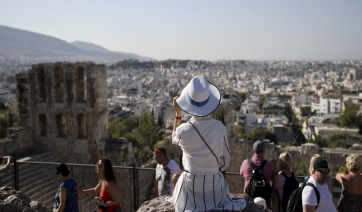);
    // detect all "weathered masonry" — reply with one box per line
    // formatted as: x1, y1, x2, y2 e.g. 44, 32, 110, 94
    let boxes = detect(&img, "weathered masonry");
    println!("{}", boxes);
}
15, 62, 108, 163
